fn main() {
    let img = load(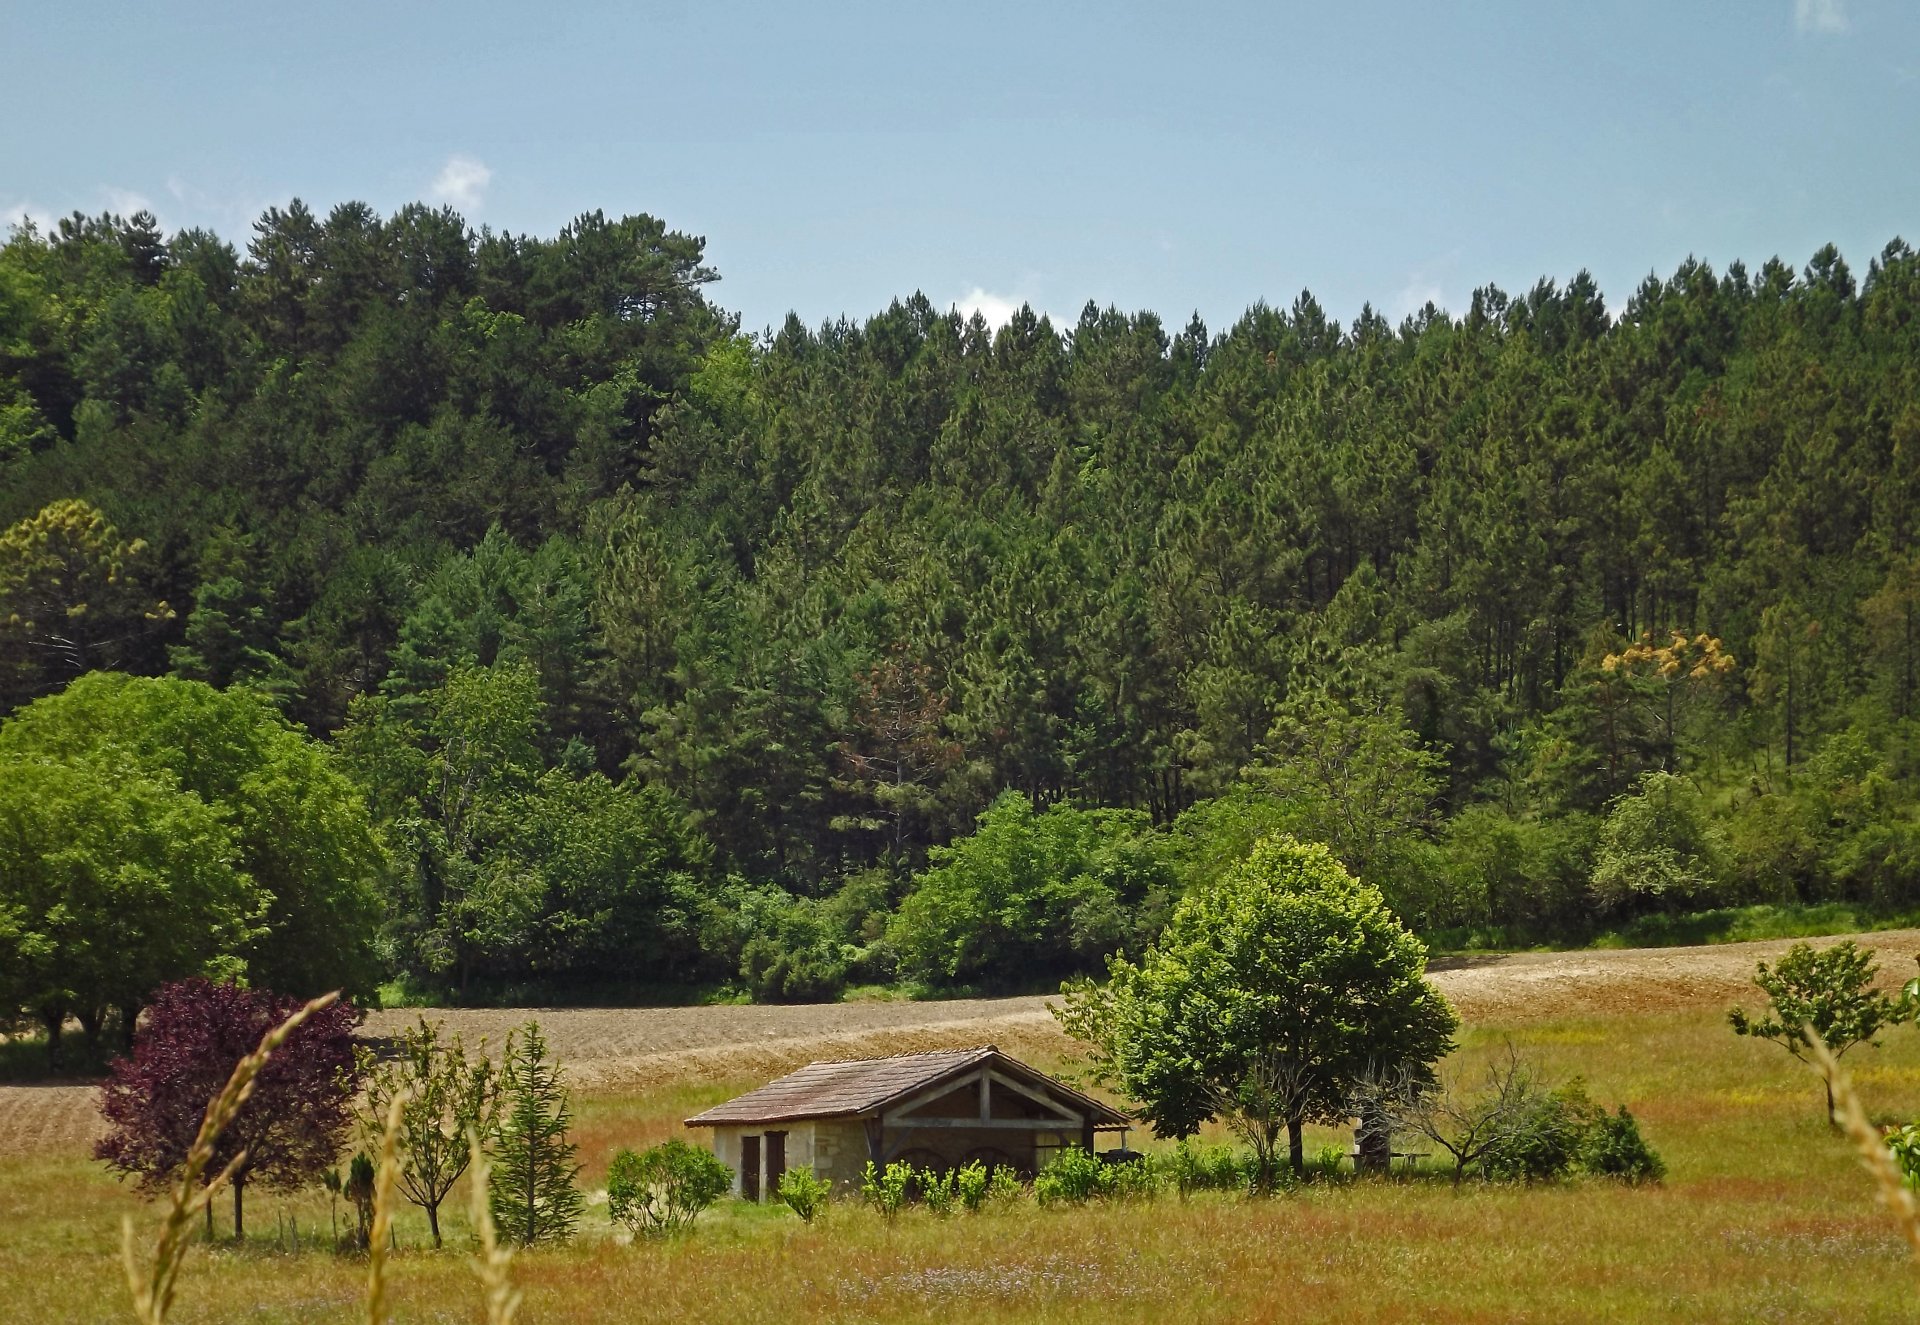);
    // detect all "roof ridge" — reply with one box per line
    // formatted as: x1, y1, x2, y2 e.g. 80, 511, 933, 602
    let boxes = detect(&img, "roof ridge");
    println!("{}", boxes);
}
798, 1044, 996, 1068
